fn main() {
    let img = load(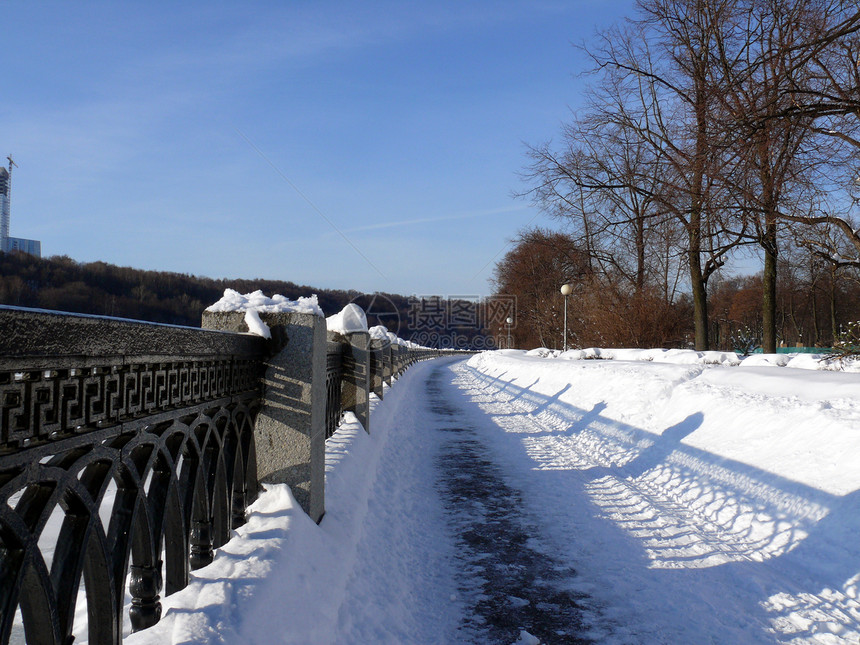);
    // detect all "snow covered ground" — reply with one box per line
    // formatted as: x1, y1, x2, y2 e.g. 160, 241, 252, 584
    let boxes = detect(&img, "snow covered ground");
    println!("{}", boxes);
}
123, 350, 860, 644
